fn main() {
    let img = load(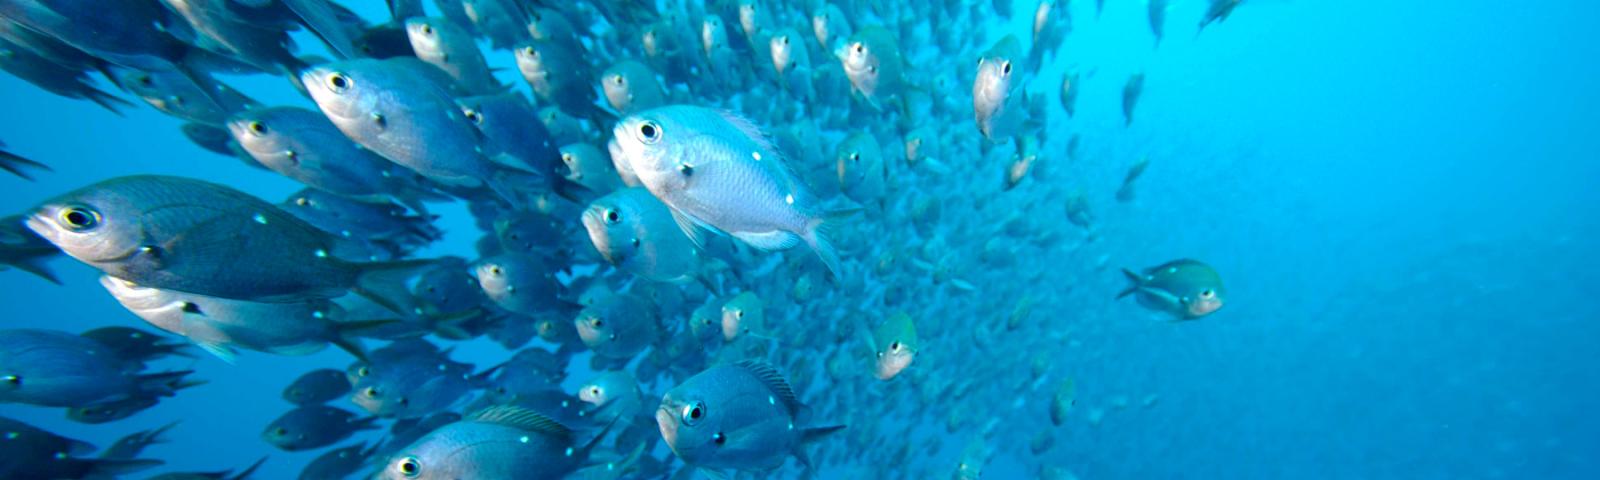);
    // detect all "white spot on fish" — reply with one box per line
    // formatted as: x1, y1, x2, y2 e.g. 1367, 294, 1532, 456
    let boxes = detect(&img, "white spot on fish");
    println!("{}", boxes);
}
564, 447, 574, 457
253, 214, 267, 225
520, 435, 530, 443
314, 249, 328, 258
785, 194, 794, 205
752, 151, 762, 161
